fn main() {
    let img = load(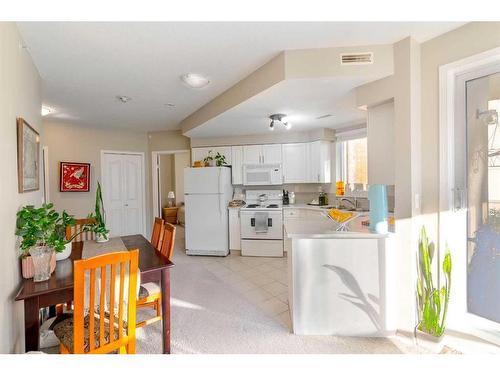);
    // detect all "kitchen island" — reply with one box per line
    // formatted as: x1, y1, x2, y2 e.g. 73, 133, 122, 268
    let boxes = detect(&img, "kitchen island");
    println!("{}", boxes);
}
284, 210, 396, 337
